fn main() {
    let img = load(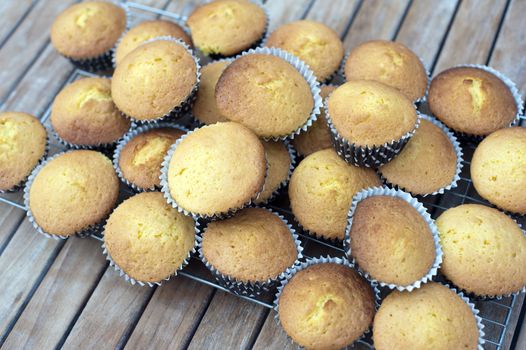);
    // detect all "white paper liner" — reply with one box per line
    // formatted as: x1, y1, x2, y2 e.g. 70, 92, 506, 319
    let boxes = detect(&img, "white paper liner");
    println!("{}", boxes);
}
23, 151, 110, 240
325, 94, 420, 168
0, 128, 49, 194
230, 47, 323, 141
431, 64, 524, 139
254, 140, 296, 205
344, 187, 443, 291
197, 207, 303, 296
113, 122, 189, 192
159, 125, 269, 220
102, 218, 199, 287
273, 256, 380, 349
378, 113, 464, 197
115, 36, 201, 124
